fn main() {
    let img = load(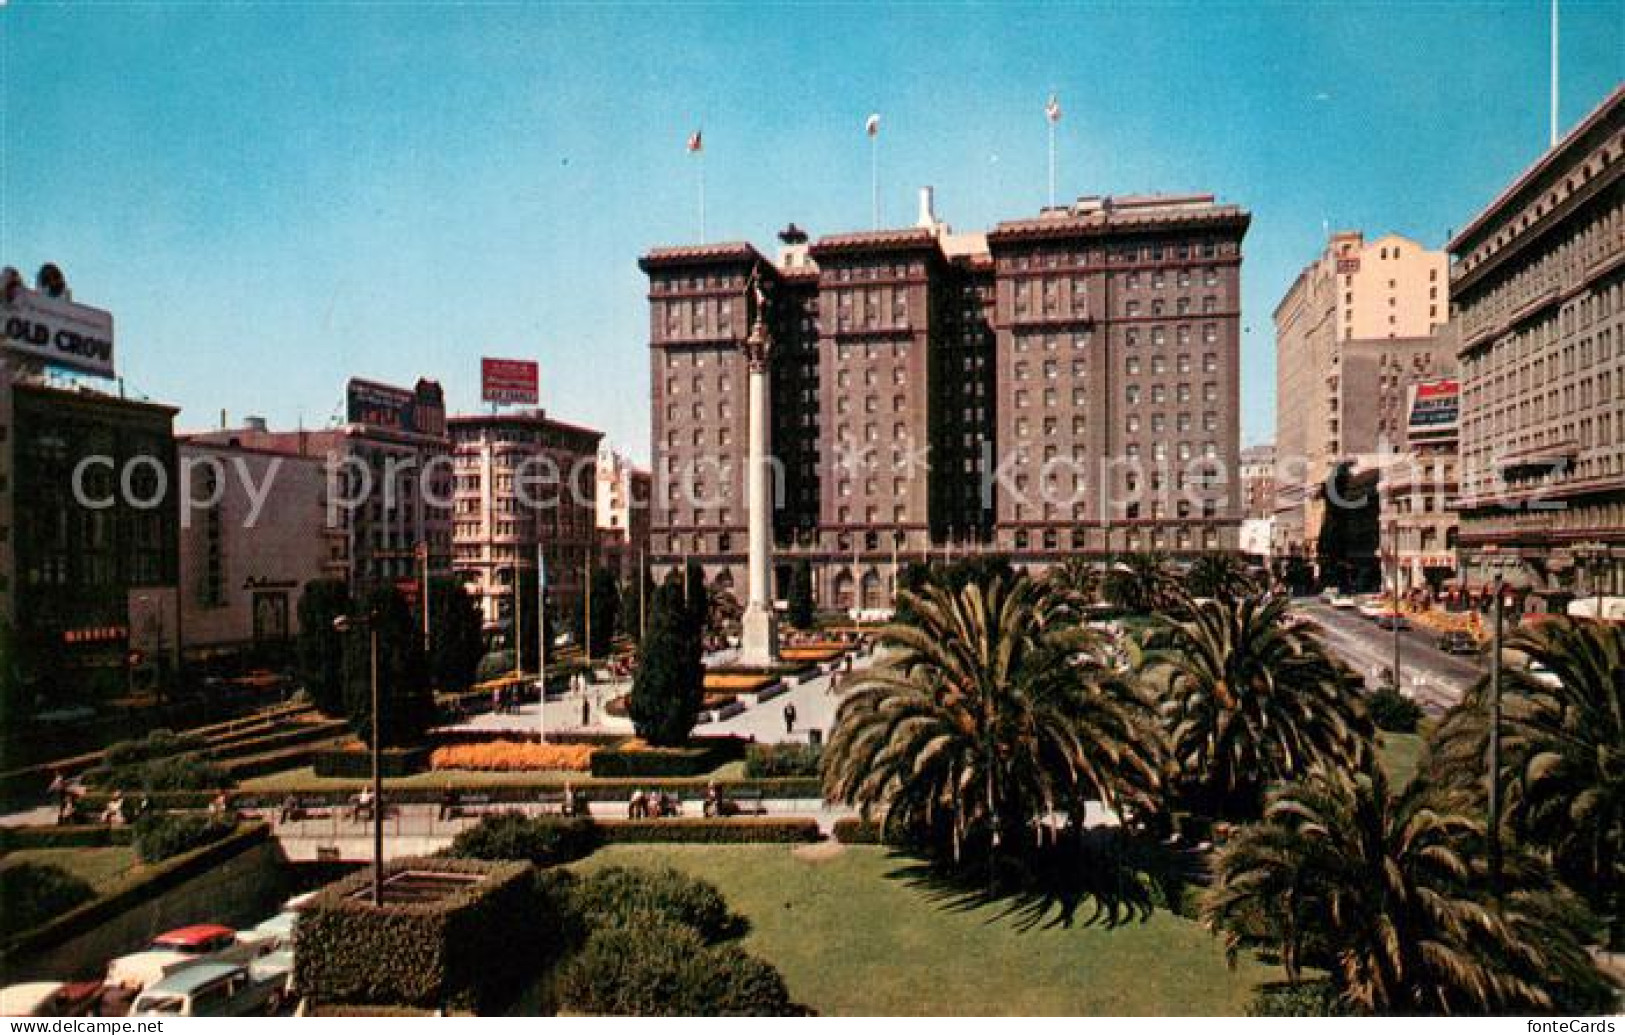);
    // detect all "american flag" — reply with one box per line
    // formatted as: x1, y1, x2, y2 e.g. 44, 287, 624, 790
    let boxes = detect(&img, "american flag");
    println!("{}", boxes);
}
1045, 94, 1062, 124
865, 113, 881, 137
687, 129, 702, 153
